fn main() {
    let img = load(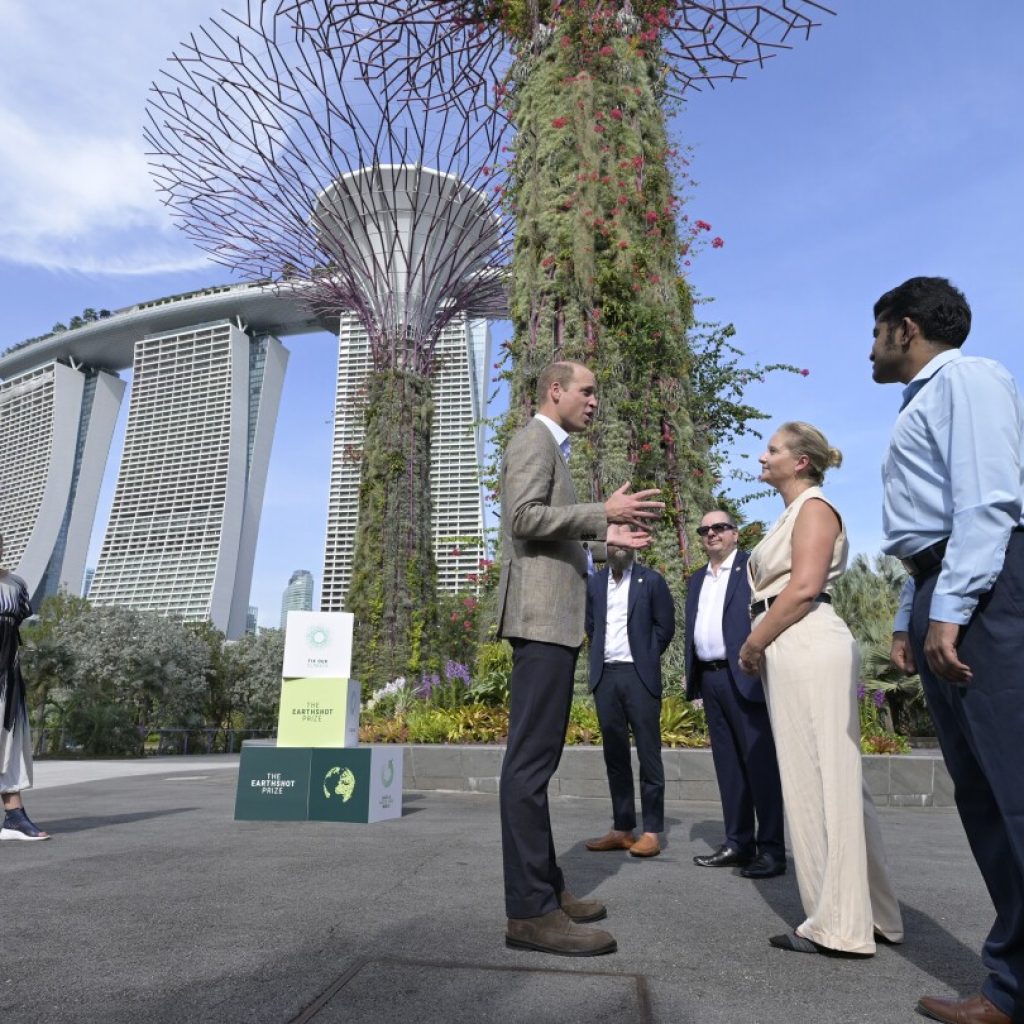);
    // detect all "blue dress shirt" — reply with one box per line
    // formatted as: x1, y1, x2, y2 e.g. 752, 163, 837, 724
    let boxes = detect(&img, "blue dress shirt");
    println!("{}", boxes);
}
881, 348, 1024, 629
